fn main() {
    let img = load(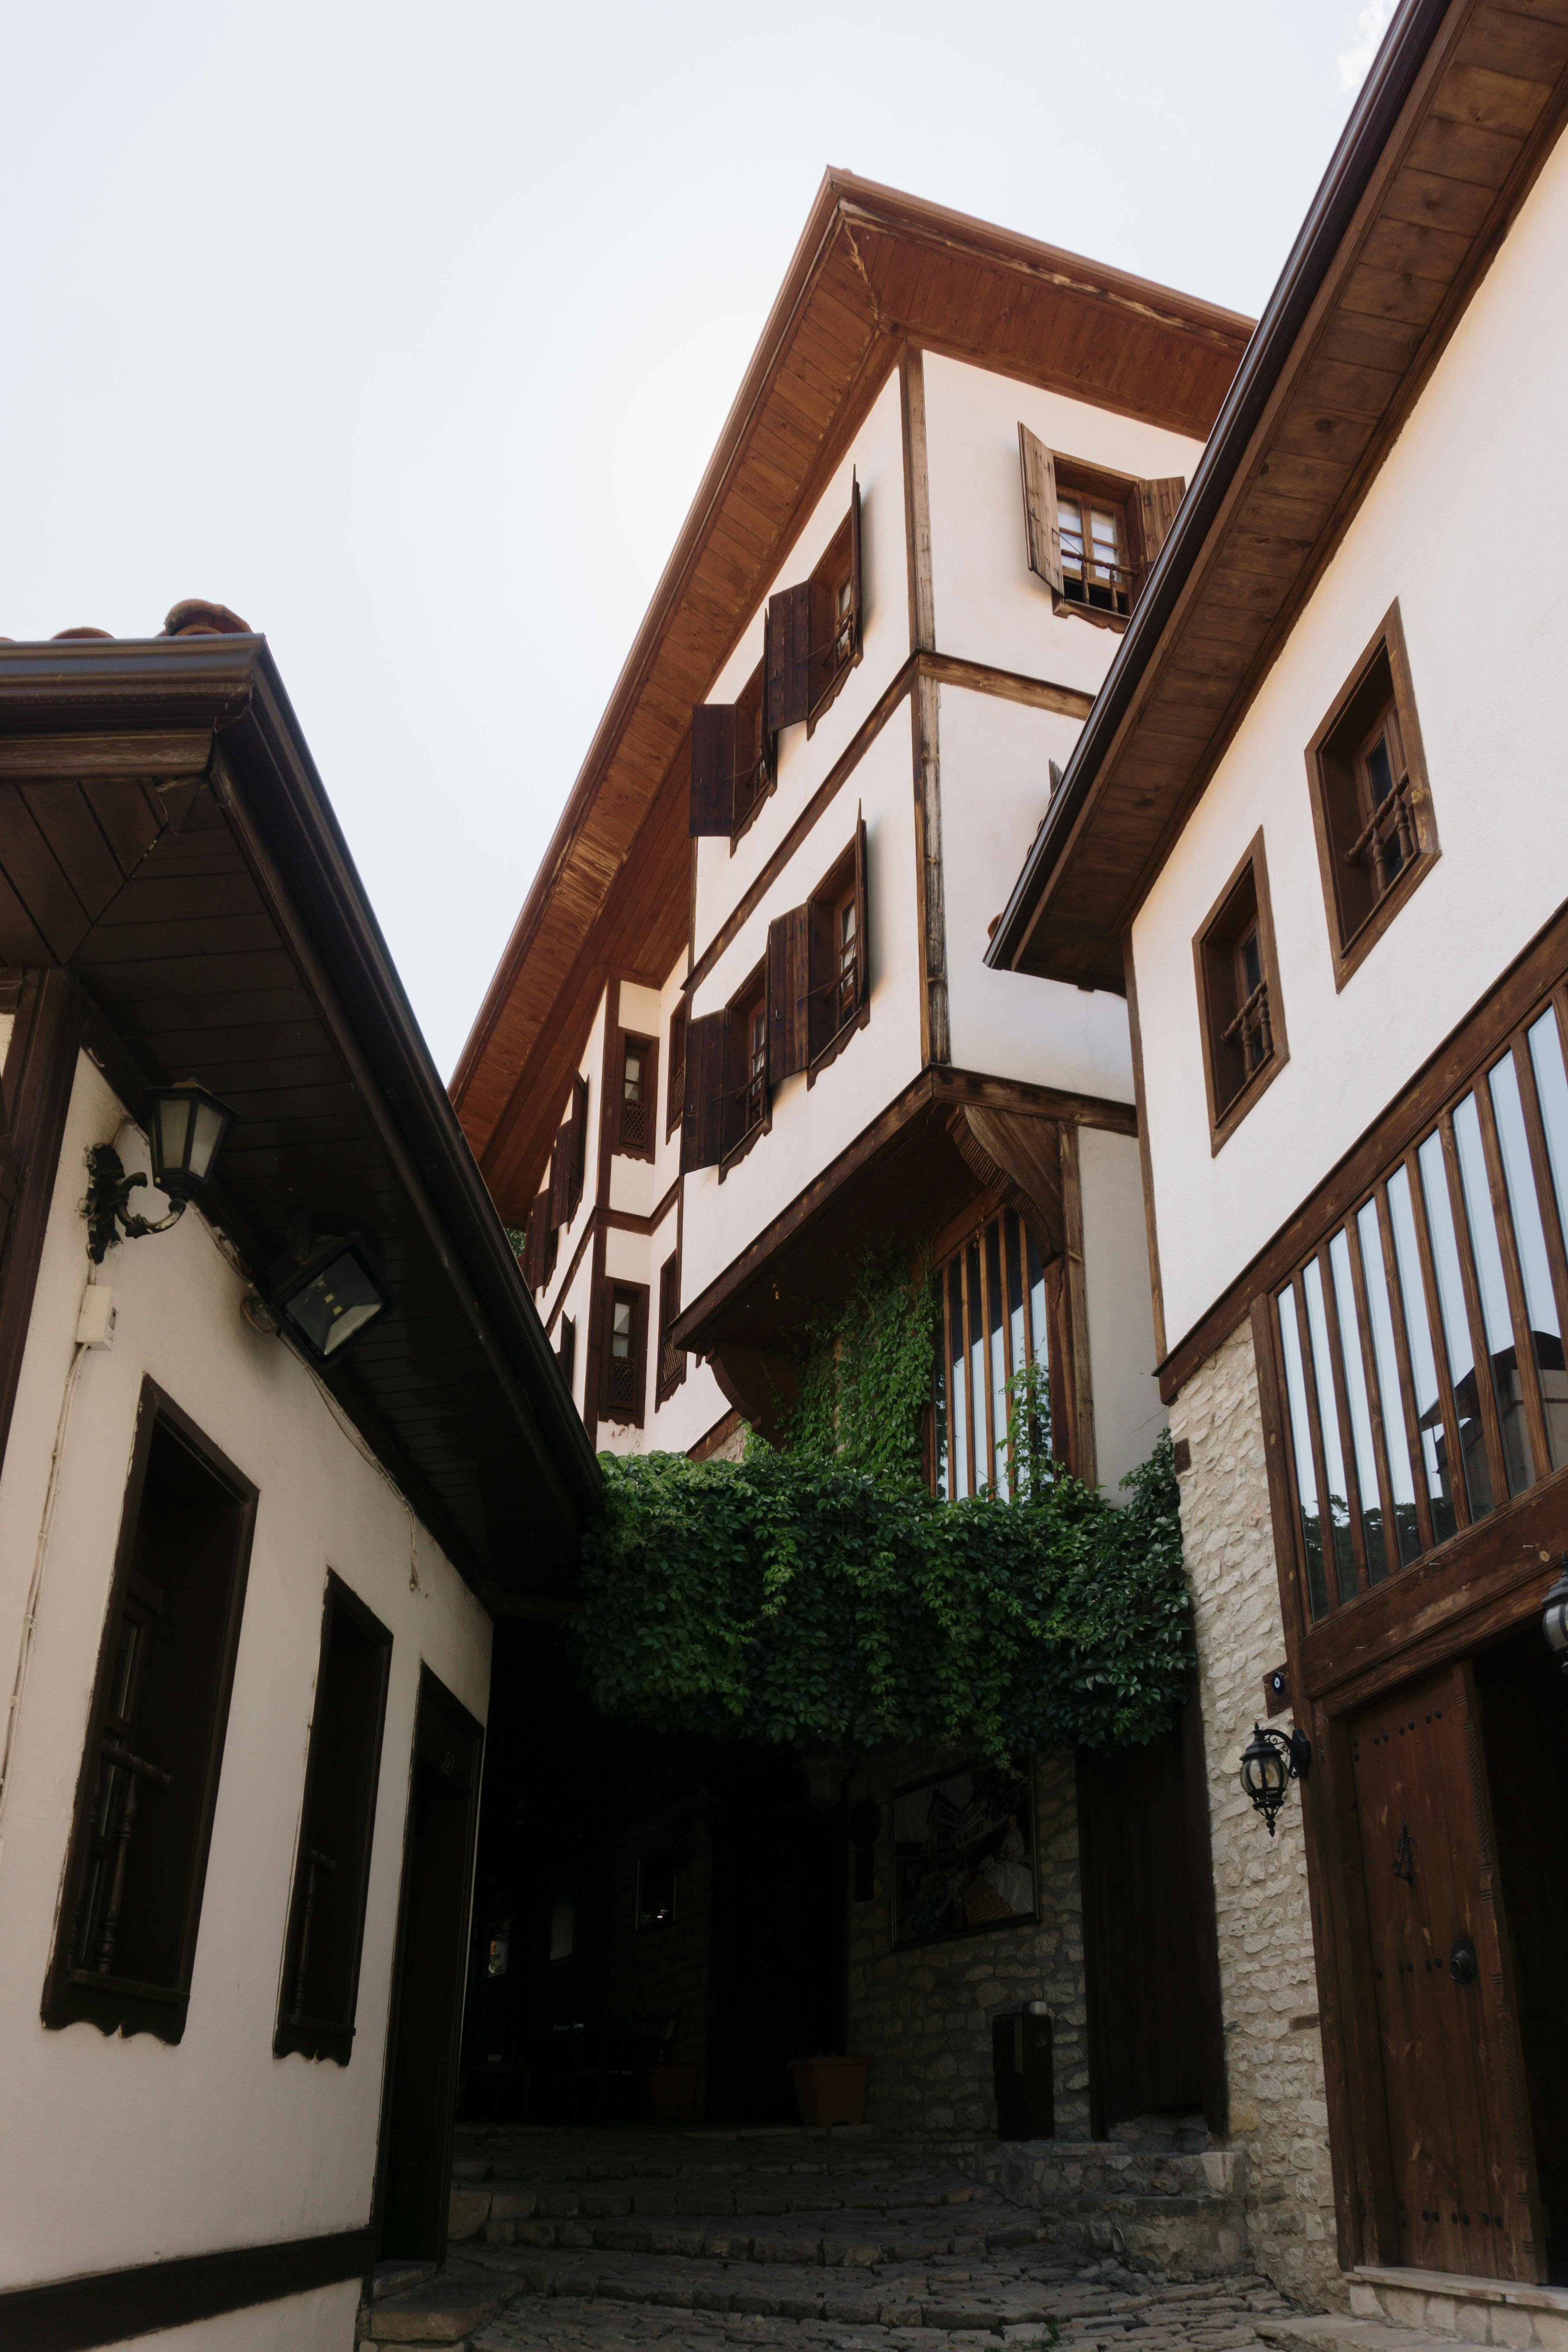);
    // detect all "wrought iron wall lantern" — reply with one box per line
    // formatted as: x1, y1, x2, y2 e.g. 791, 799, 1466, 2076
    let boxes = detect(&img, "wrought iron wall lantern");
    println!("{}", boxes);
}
85, 1080, 236, 1262
1239, 1721, 1312, 1837
1541, 1554, 1568, 1673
